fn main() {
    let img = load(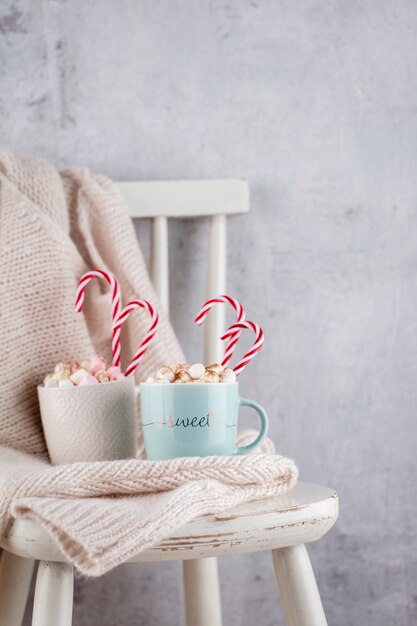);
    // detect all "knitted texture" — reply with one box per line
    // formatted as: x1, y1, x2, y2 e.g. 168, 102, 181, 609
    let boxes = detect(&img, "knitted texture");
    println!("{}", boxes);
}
0, 438, 297, 576
0, 152, 184, 456
0, 153, 298, 576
